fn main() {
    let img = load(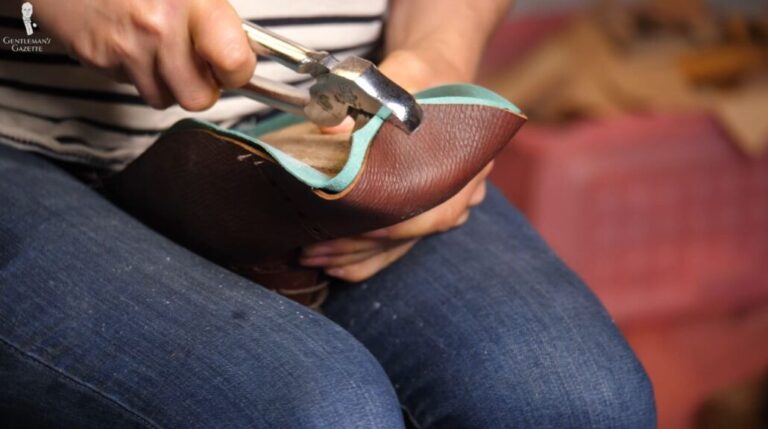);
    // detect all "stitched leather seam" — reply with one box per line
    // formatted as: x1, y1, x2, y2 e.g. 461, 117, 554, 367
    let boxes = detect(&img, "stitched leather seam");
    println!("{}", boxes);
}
0, 336, 162, 429
258, 167, 329, 240
187, 129, 277, 165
